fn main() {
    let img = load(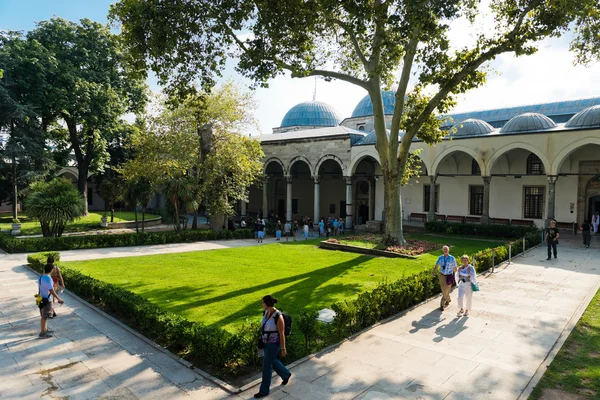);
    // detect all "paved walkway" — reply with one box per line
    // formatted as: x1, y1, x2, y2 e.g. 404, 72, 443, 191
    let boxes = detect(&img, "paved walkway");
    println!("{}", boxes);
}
1, 236, 600, 399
